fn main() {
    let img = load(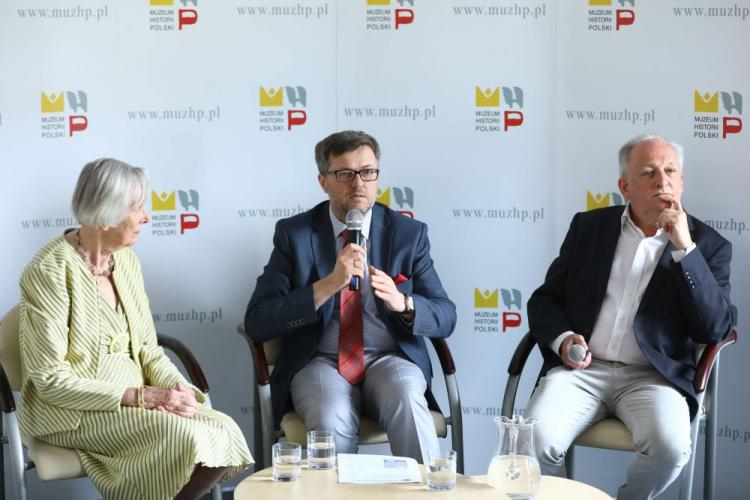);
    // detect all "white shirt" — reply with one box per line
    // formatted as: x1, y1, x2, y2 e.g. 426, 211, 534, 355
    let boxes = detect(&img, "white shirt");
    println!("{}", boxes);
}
551, 204, 695, 364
